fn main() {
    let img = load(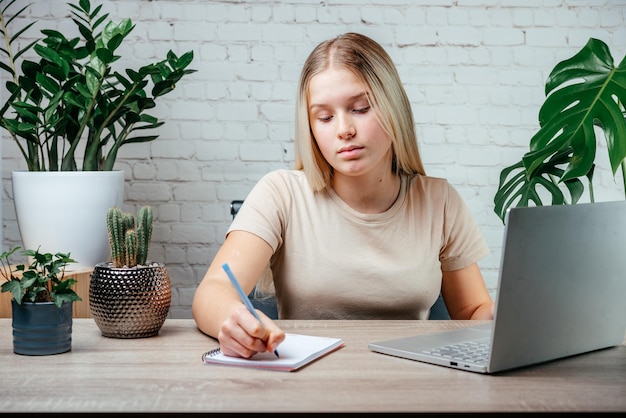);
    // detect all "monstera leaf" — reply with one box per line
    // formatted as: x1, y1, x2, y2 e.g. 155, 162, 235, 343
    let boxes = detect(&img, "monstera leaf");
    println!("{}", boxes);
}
494, 38, 626, 222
